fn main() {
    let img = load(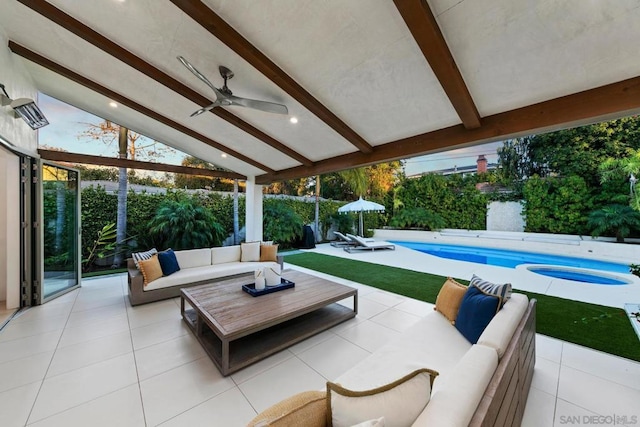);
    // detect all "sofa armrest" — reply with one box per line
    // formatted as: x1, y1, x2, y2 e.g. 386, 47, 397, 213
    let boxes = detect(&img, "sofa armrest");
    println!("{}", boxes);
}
127, 258, 145, 304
